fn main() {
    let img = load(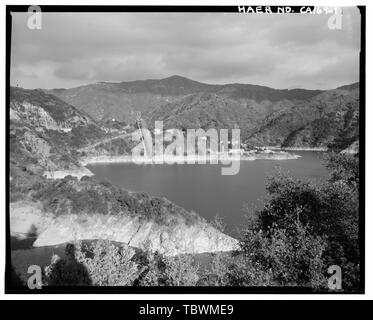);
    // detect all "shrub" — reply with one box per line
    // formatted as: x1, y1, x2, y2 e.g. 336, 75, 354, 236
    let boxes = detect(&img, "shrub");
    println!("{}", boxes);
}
44, 244, 91, 286
74, 241, 142, 286
139, 252, 200, 286
240, 223, 327, 288
44, 241, 143, 286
